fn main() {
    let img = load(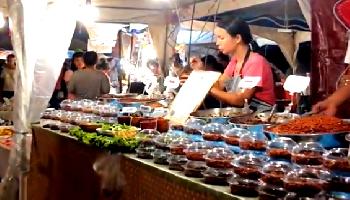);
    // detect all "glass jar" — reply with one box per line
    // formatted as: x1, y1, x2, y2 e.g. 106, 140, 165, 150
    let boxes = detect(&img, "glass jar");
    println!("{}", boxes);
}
239, 131, 267, 151
261, 161, 293, 187
232, 153, 266, 180
204, 147, 235, 168
291, 142, 324, 166
184, 142, 210, 161
284, 167, 332, 198
184, 118, 206, 135
323, 148, 350, 173
202, 123, 226, 141
183, 160, 207, 178
223, 128, 250, 146
267, 137, 297, 160
202, 167, 233, 186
